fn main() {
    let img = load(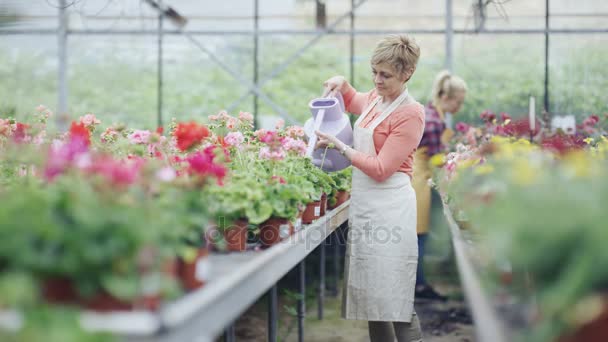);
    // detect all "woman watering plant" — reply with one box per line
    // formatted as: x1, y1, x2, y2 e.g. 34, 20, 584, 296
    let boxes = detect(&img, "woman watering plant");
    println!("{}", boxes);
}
315, 34, 425, 342
413, 70, 467, 301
